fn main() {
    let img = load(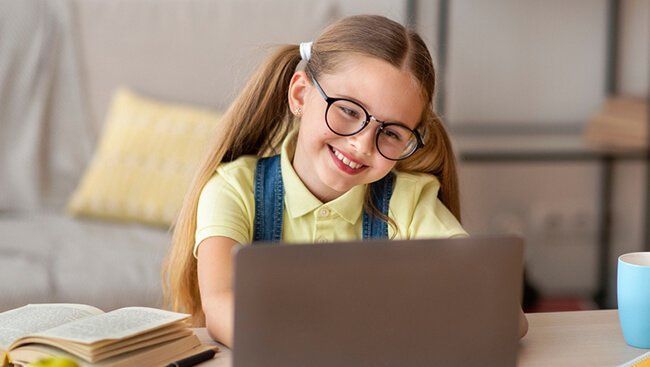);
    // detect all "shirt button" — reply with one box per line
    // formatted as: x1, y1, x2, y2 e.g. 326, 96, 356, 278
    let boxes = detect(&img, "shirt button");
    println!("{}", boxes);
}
317, 237, 329, 243
318, 208, 330, 218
